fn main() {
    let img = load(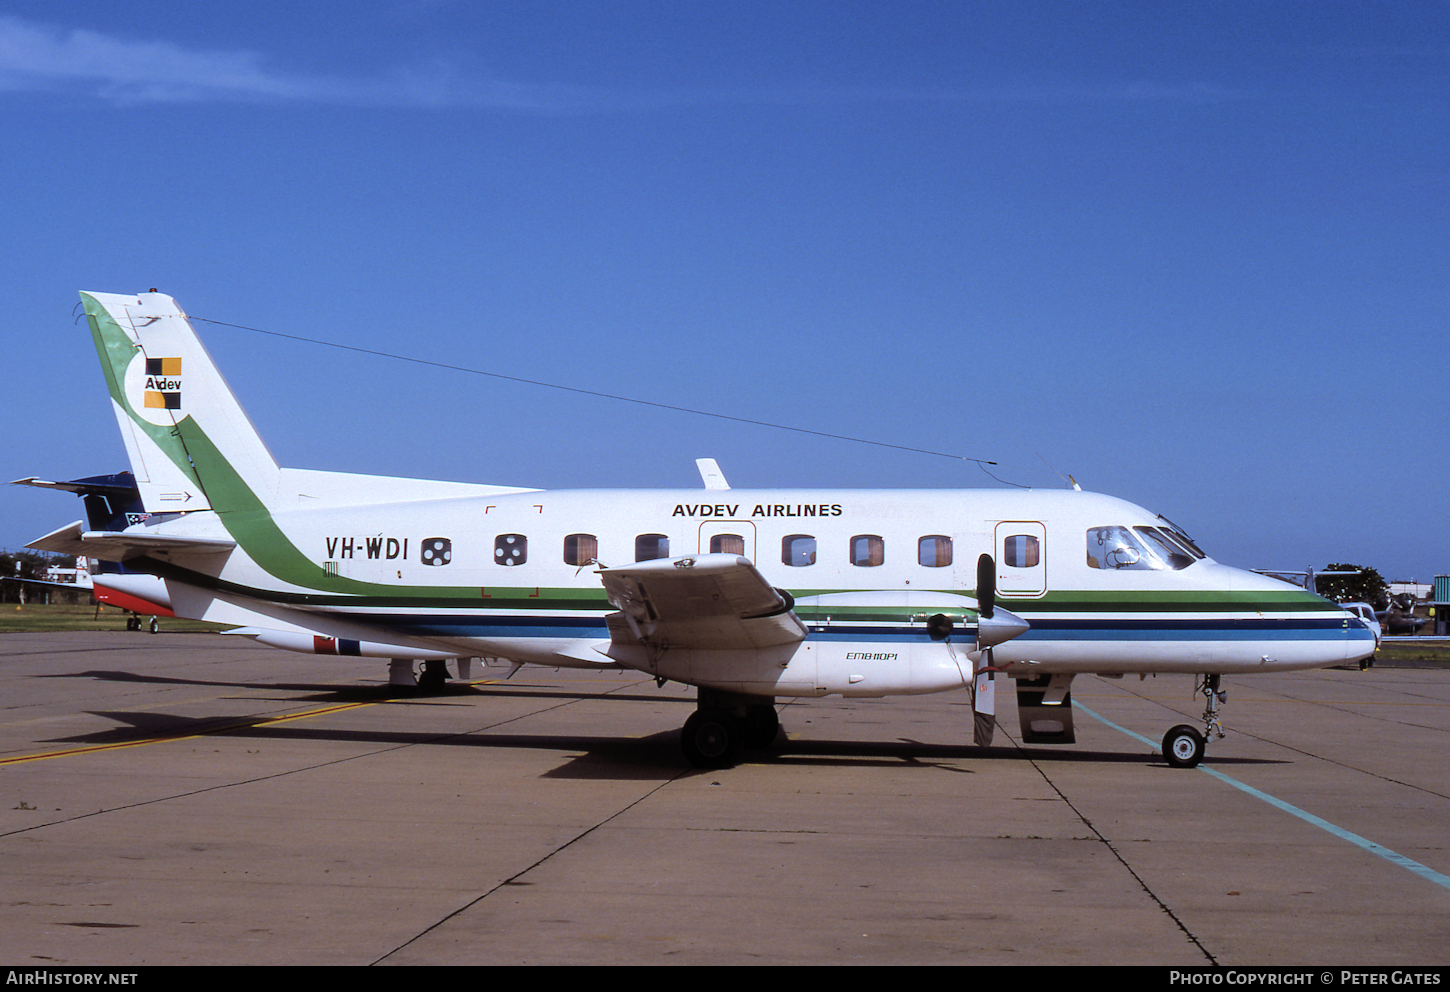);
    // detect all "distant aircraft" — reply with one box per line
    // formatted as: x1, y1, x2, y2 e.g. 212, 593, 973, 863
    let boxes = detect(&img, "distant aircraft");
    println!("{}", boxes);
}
0, 549, 91, 598
26, 291, 1375, 768
1379, 594, 1428, 636
13, 473, 174, 631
